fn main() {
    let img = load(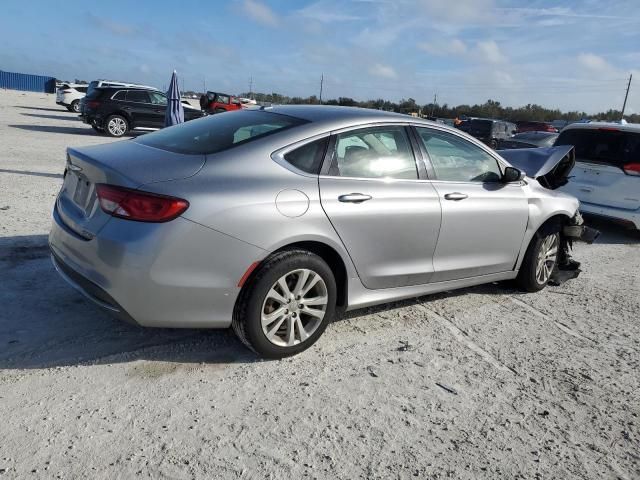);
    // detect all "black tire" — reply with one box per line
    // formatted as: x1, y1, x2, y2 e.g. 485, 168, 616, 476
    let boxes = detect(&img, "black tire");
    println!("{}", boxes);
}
104, 114, 129, 137
489, 139, 498, 149
516, 226, 561, 292
70, 100, 80, 113
232, 250, 337, 359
